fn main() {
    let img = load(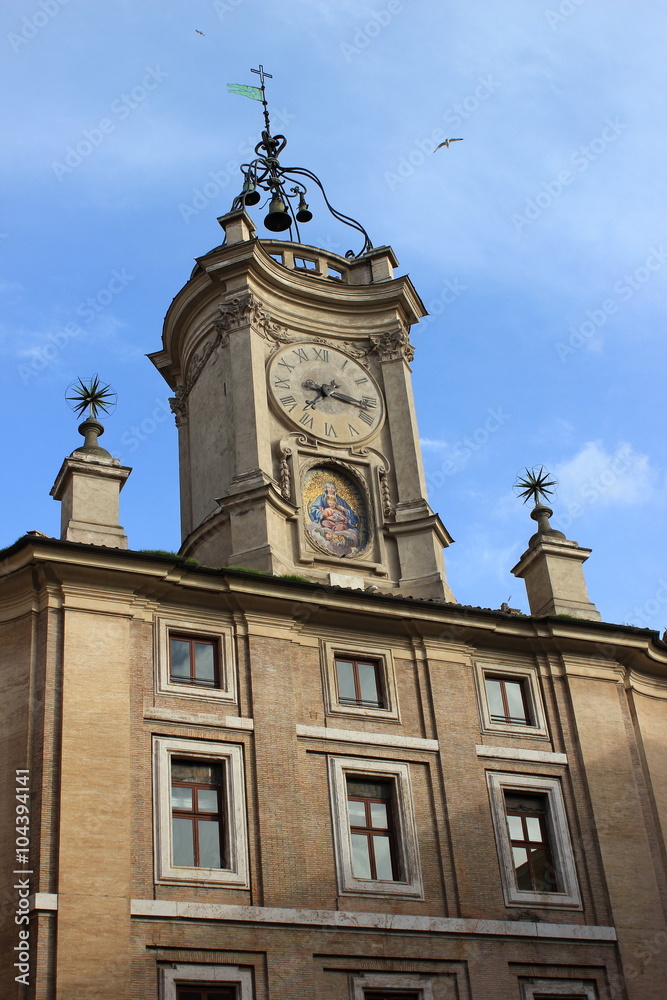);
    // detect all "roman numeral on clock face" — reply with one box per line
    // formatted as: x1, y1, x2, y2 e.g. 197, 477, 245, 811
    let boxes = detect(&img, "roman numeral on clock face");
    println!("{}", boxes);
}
299, 412, 314, 429
313, 348, 329, 361
358, 409, 374, 426
273, 377, 290, 390
280, 395, 297, 413
292, 347, 309, 363
362, 396, 377, 408
278, 359, 295, 373
323, 422, 337, 438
